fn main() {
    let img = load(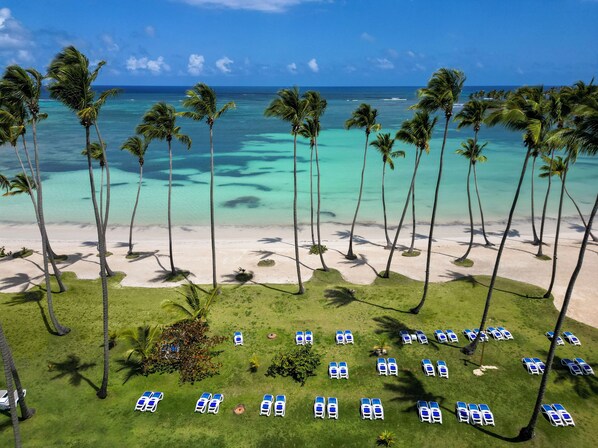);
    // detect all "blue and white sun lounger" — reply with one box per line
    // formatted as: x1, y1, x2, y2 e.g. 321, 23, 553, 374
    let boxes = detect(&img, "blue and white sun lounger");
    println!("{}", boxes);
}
305, 330, 314, 345
344, 330, 354, 344
532, 358, 546, 374
473, 329, 488, 342
195, 392, 211, 413
456, 401, 469, 423
329, 362, 339, 379
429, 401, 442, 424
372, 398, 384, 420
296, 331, 305, 345
377, 358, 388, 375
561, 358, 583, 376
574, 358, 594, 375
233, 331, 243, 346
339, 362, 349, 379
207, 393, 224, 414
563, 331, 581, 346
546, 331, 564, 346
542, 404, 565, 426
336, 330, 345, 345
479, 404, 495, 426
417, 400, 431, 423
422, 359, 435, 376
400, 330, 412, 345
360, 398, 373, 420
260, 394, 274, 416
145, 392, 163, 413
437, 360, 449, 379
446, 329, 459, 343
463, 329, 476, 342
434, 330, 447, 343
468, 404, 483, 425
314, 396, 325, 419
135, 391, 153, 411
552, 403, 575, 426
522, 358, 540, 375
274, 395, 286, 417
487, 327, 504, 340
387, 358, 398, 376
327, 397, 338, 419
416, 330, 428, 344
497, 326, 513, 340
